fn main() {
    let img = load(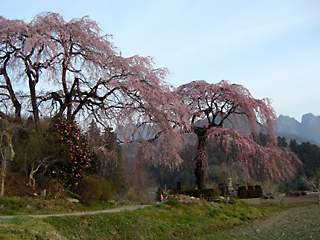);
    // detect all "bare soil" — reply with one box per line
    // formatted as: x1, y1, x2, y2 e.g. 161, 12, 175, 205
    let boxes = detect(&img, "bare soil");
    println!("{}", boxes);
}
4, 172, 59, 198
